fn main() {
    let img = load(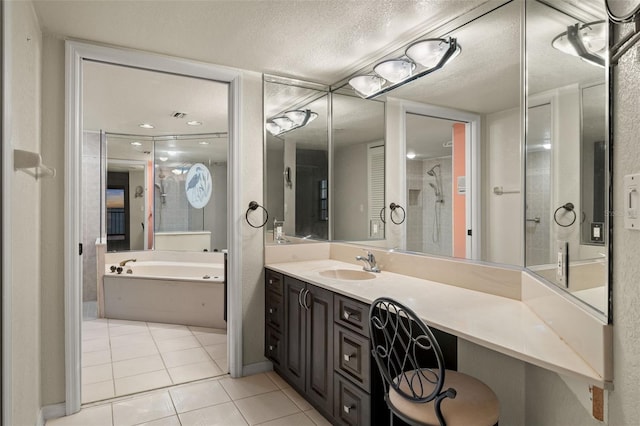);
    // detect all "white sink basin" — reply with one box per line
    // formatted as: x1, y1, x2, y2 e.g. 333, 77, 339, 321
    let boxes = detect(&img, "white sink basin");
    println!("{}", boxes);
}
318, 269, 377, 280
